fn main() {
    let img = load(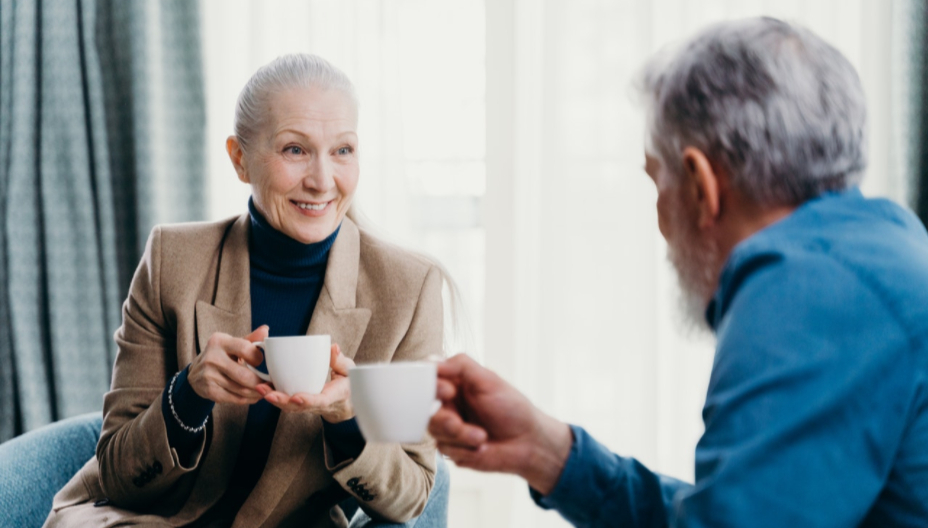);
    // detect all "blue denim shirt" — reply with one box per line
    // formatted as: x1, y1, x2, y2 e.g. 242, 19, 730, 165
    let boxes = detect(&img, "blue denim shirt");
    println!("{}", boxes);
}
532, 188, 928, 527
